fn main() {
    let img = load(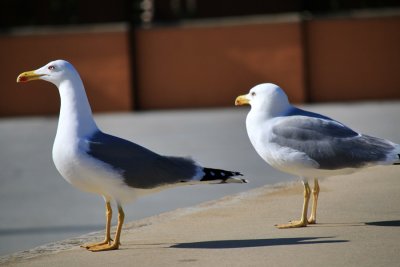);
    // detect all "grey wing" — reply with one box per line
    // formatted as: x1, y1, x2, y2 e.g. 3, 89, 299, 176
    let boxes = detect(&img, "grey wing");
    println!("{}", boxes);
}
271, 116, 395, 169
86, 131, 199, 189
